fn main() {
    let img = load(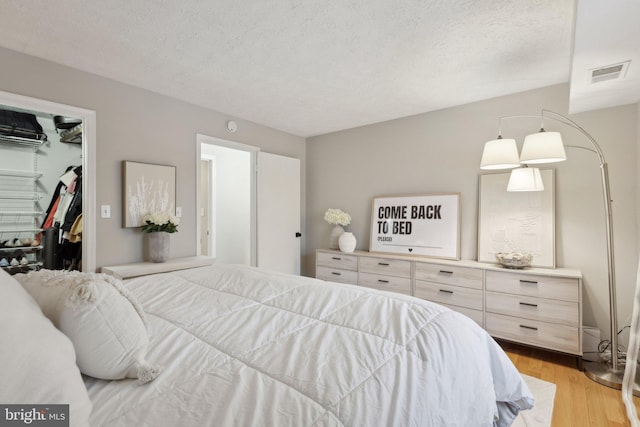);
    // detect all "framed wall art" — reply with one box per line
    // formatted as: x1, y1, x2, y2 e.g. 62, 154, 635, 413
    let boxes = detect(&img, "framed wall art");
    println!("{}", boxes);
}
370, 193, 460, 259
122, 161, 176, 227
477, 169, 555, 268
